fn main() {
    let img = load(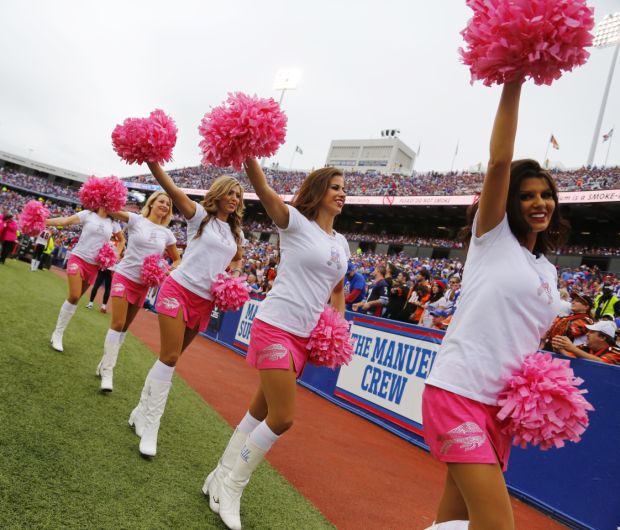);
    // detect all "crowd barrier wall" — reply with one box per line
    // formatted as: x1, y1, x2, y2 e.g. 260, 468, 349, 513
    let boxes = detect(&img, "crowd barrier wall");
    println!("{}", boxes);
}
190, 295, 620, 530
